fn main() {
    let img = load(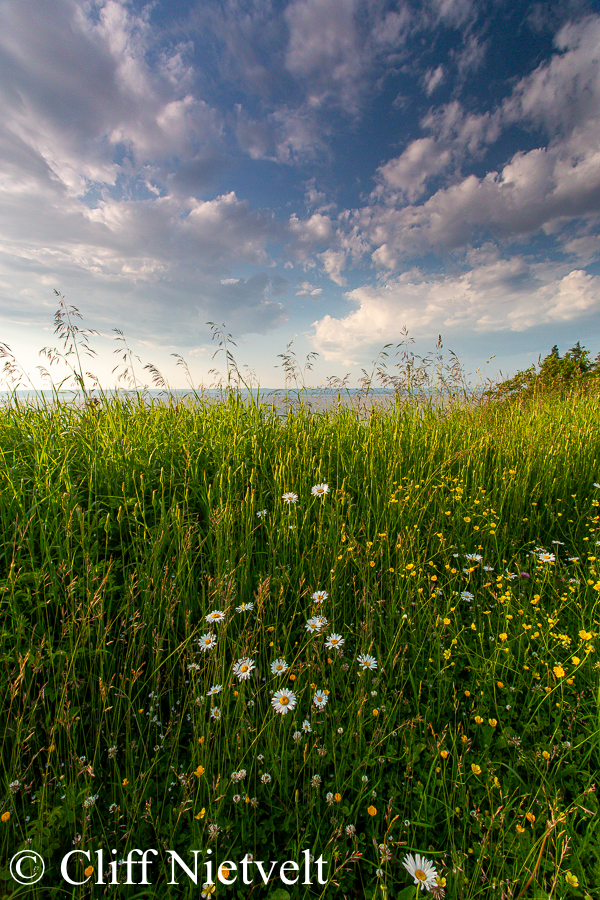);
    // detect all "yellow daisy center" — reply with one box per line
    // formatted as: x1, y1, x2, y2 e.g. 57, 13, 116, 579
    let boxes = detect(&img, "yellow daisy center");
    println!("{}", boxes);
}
415, 869, 427, 881
280, 696, 289, 705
